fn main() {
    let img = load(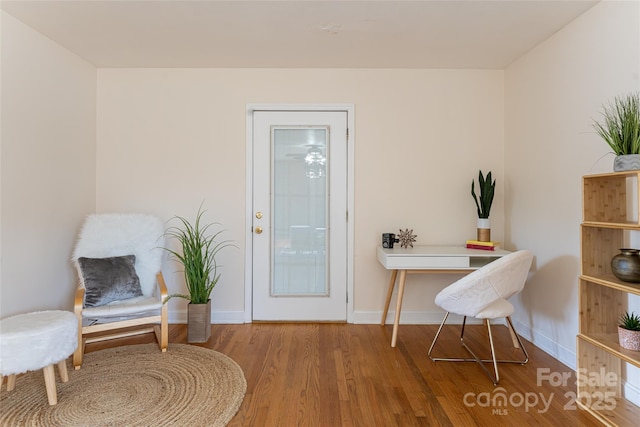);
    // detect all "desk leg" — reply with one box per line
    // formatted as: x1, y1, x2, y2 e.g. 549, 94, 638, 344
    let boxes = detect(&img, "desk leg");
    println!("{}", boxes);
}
391, 269, 407, 348
506, 316, 521, 349
381, 269, 398, 325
